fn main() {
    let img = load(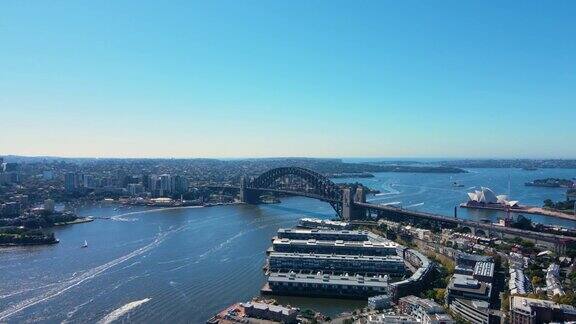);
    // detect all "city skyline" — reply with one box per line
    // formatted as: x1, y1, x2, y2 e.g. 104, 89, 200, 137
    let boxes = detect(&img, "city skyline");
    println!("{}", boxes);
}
2, 1, 576, 158
2, 2, 576, 322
